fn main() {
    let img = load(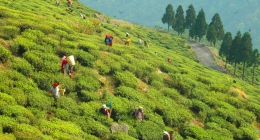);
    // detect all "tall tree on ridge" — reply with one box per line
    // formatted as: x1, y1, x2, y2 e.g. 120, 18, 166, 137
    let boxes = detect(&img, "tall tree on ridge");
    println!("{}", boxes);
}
194, 9, 208, 42
206, 24, 217, 46
174, 5, 185, 35
209, 13, 225, 44
248, 49, 260, 85
219, 32, 232, 69
236, 32, 253, 80
185, 4, 196, 29
230, 31, 241, 75
162, 4, 175, 33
